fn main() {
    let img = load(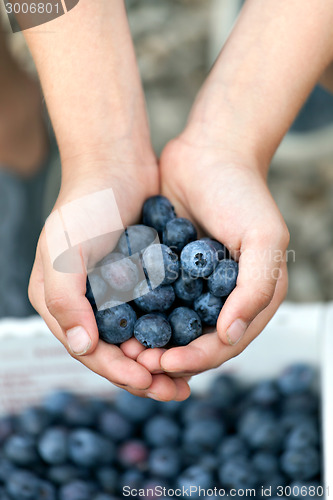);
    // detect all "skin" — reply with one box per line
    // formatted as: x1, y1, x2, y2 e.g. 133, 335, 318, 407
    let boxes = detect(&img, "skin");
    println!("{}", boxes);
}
3, 0, 333, 399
